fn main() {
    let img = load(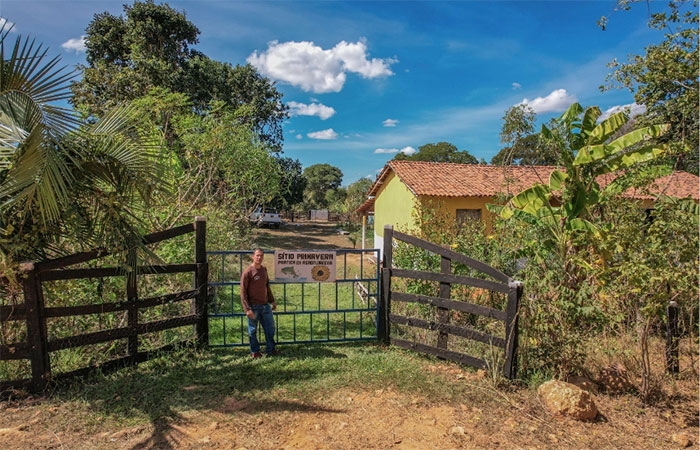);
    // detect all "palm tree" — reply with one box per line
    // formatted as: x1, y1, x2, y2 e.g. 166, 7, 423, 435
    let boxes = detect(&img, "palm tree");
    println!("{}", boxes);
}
0, 25, 164, 269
